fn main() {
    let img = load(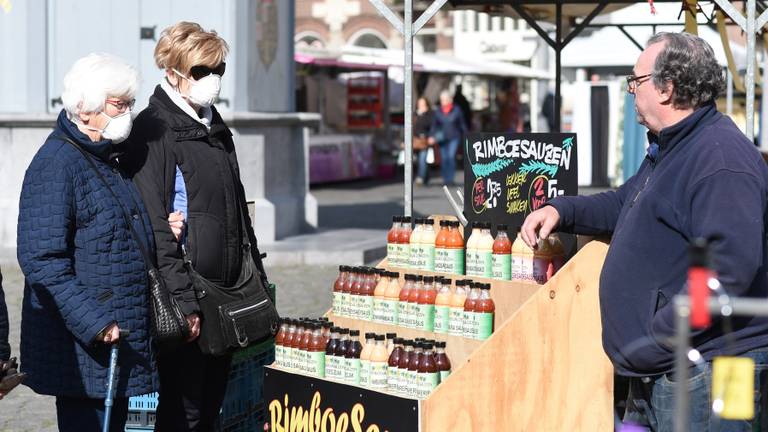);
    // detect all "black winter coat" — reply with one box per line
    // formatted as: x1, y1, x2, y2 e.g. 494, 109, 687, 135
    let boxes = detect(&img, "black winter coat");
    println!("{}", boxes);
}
0, 269, 9, 361
125, 85, 264, 316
